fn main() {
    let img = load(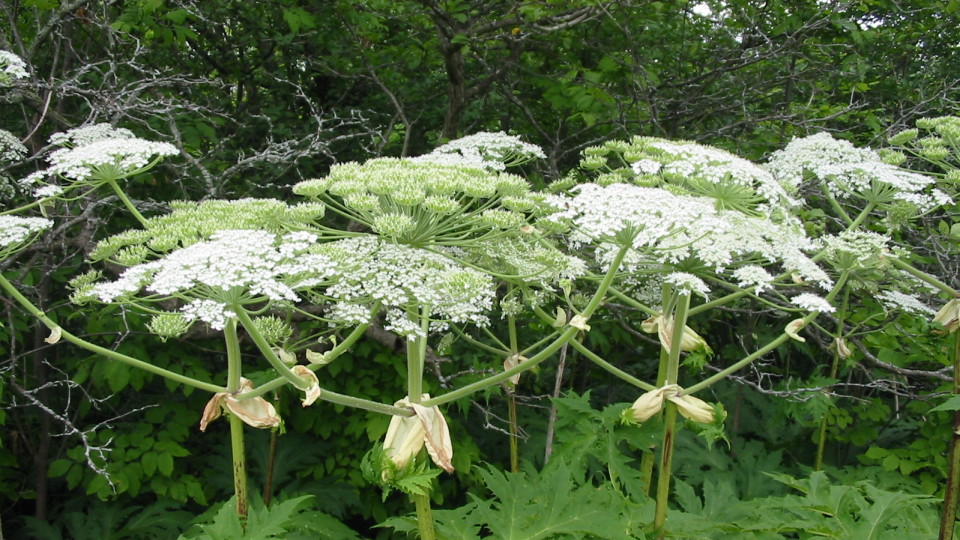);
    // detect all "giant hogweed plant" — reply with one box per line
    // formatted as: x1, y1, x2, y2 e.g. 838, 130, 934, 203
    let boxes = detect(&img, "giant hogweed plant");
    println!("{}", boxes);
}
3, 47, 960, 535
